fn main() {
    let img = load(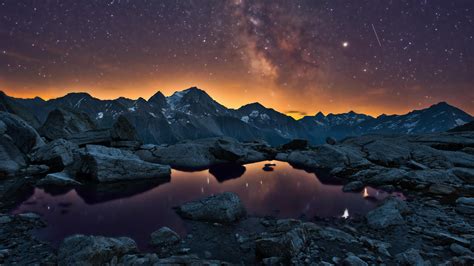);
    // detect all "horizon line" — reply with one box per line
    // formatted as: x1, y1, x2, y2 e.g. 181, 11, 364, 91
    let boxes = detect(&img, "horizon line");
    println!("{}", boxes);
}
1, 88, 472, 119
